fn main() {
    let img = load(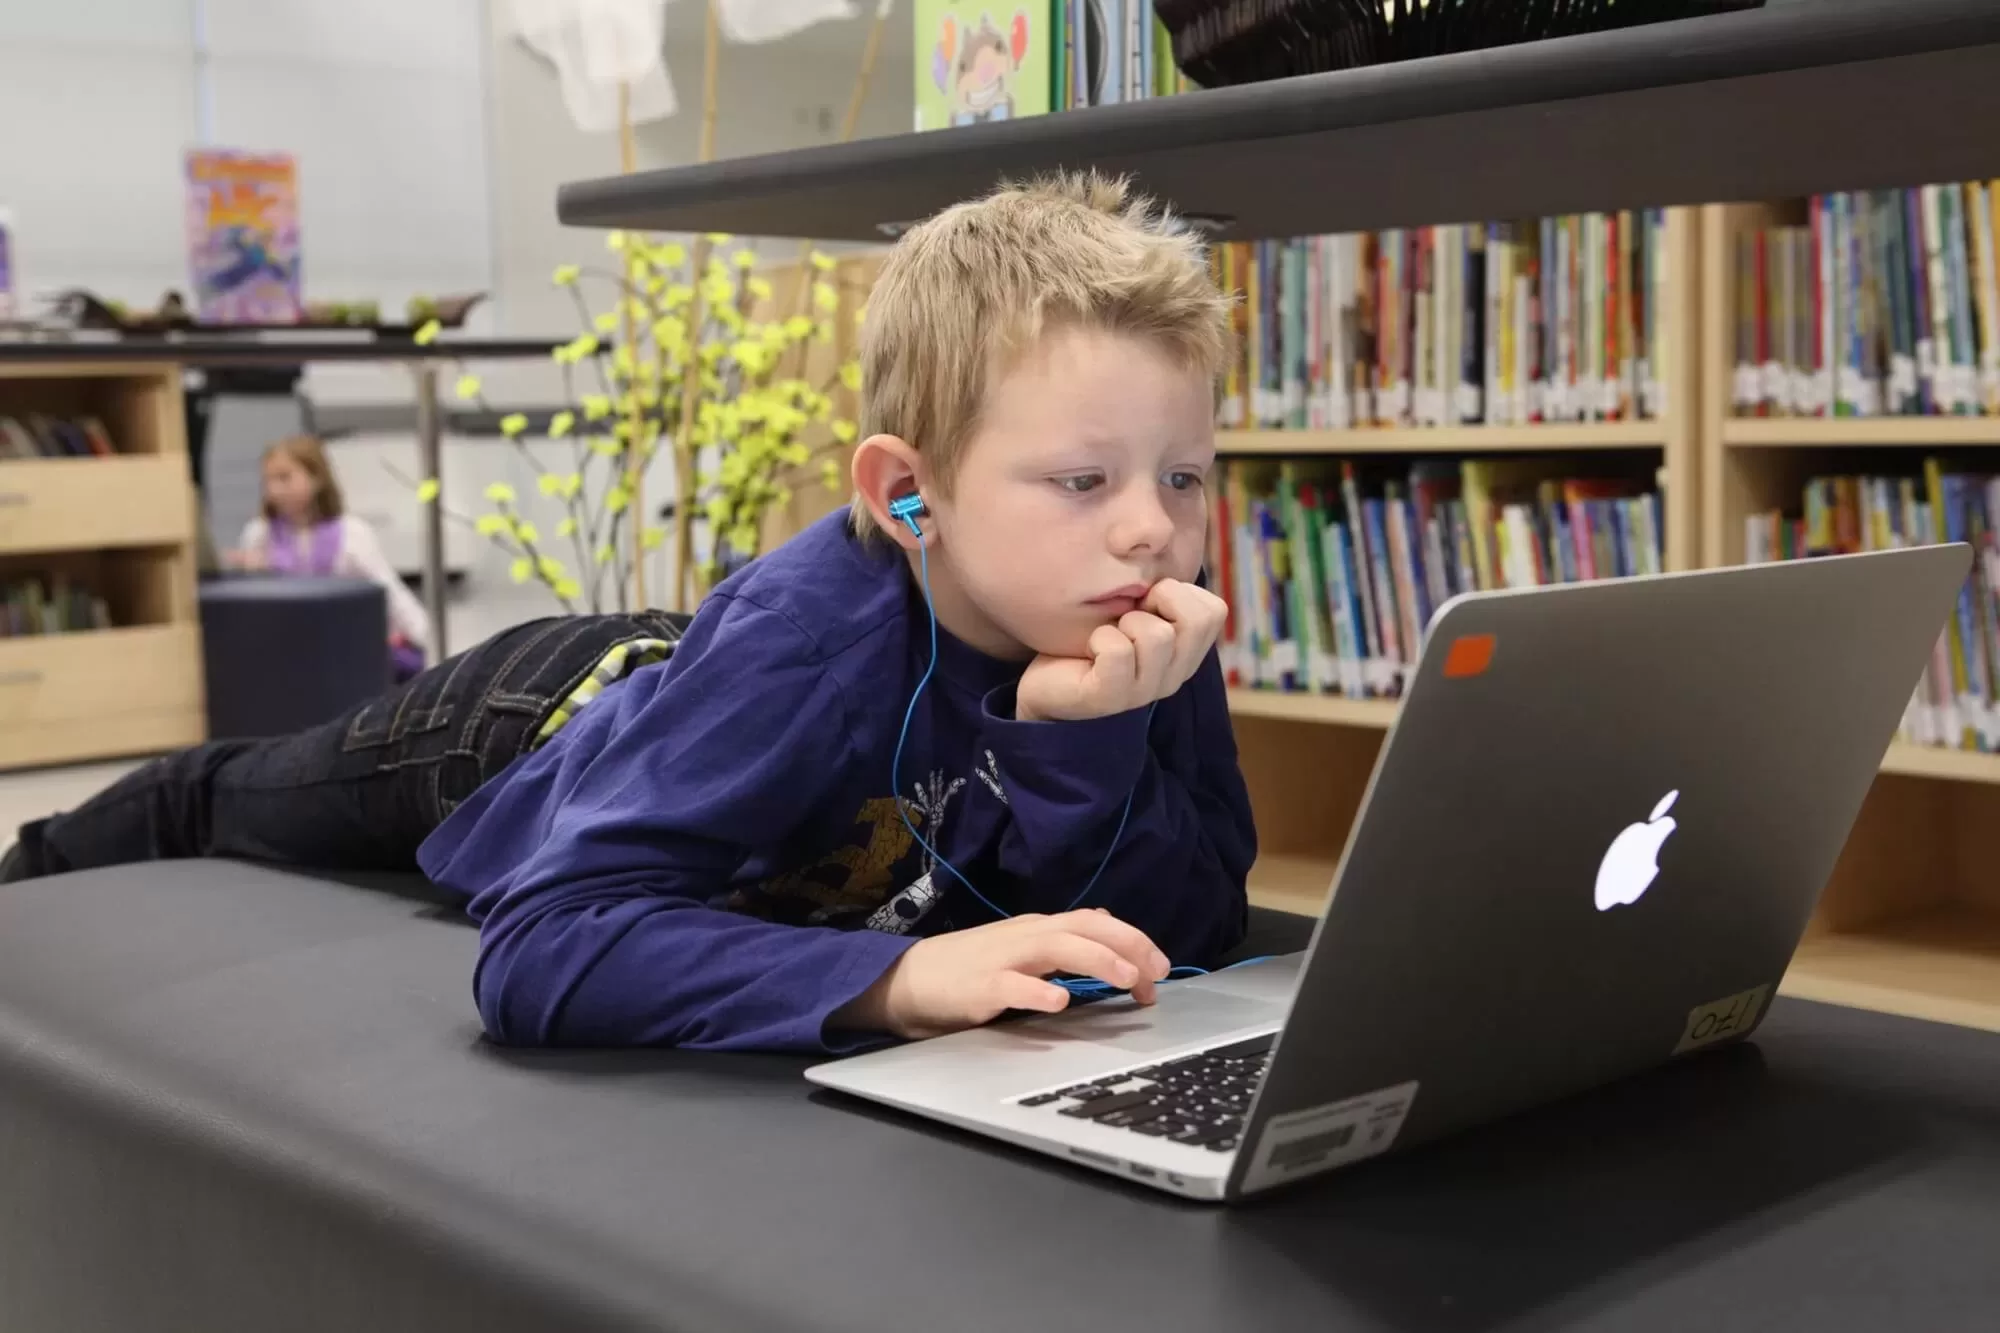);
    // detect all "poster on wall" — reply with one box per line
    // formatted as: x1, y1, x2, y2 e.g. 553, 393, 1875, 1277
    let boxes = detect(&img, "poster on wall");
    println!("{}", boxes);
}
184, 149, 302, 324
913, 2, 1052, 131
